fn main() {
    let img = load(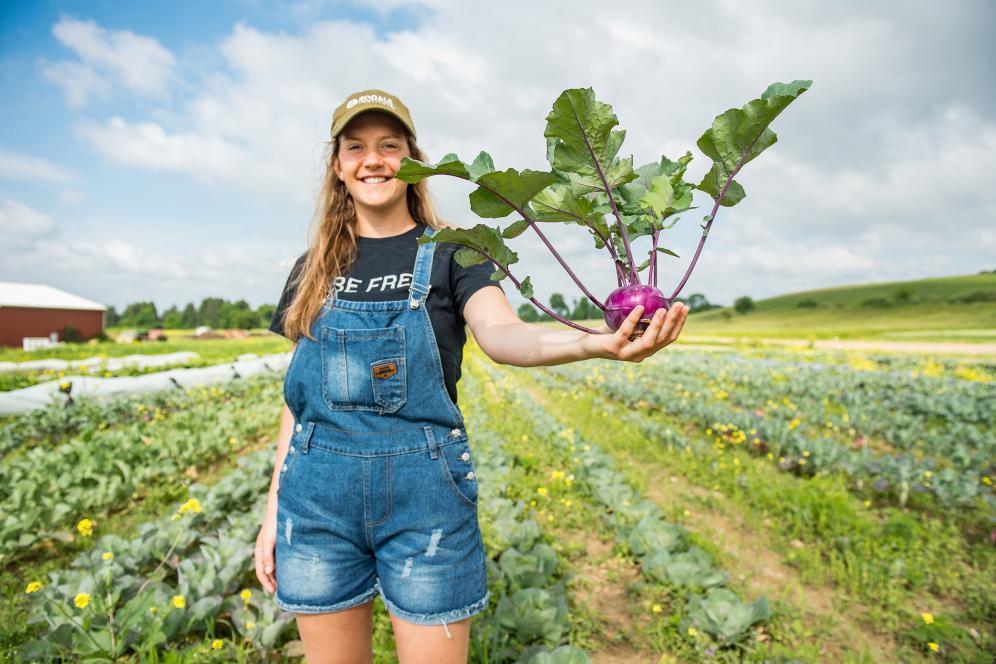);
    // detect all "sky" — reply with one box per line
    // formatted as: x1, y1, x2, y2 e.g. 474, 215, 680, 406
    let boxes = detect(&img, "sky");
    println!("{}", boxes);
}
1, 0, 994, 314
